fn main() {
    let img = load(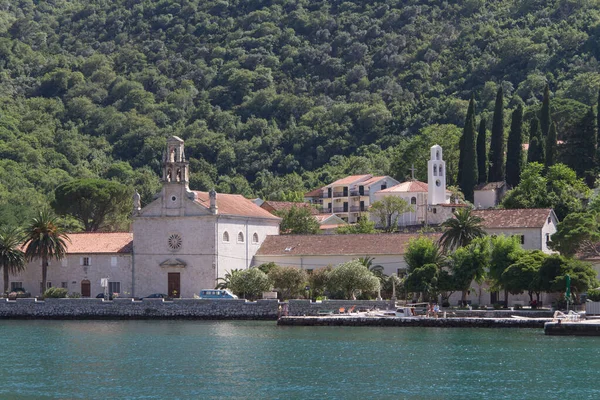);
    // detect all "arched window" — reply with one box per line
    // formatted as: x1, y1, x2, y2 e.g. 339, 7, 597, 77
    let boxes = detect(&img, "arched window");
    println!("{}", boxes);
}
439, 165, 443, 176
436, 151, 440, 160
411, 197, 417, 205
223, 232, 229, 243
238, 232, 244, 243
252, 233, 259, 244
433, 165, 437, 176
